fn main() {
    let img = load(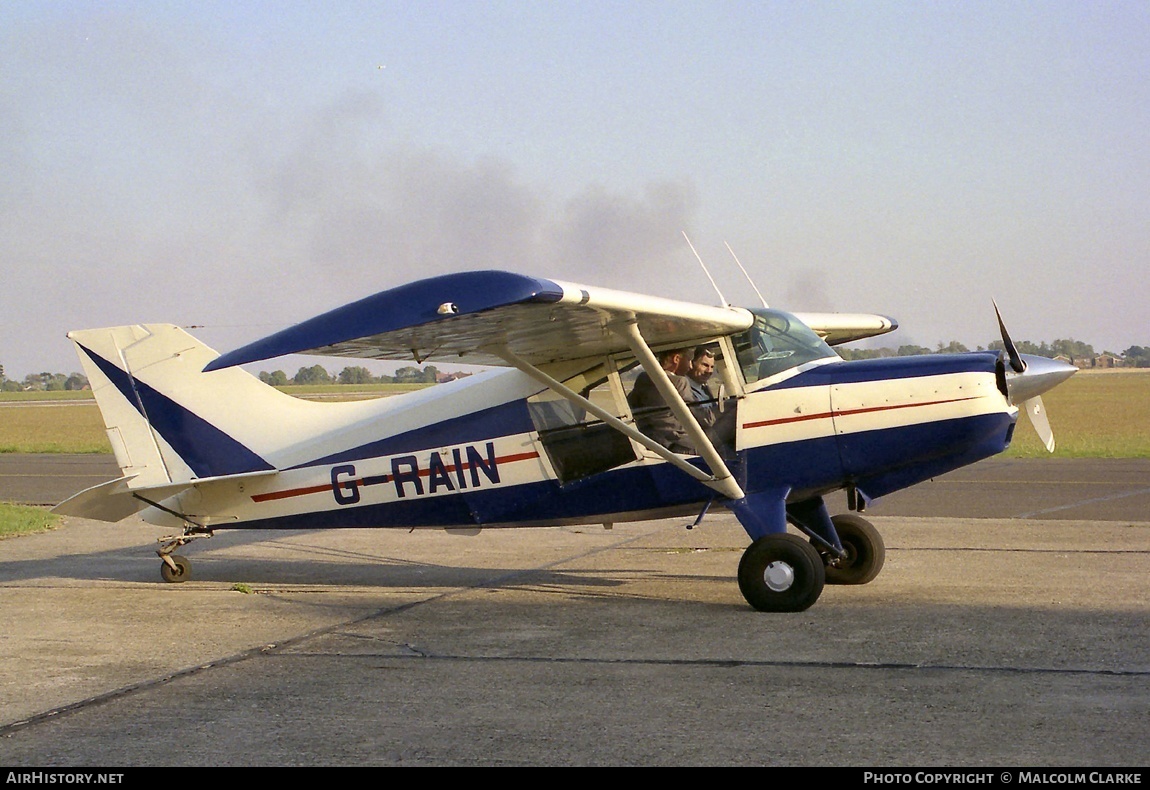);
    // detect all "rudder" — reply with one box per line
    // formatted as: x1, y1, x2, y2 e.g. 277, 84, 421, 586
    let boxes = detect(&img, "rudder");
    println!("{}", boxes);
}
70, 324, 276, 487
